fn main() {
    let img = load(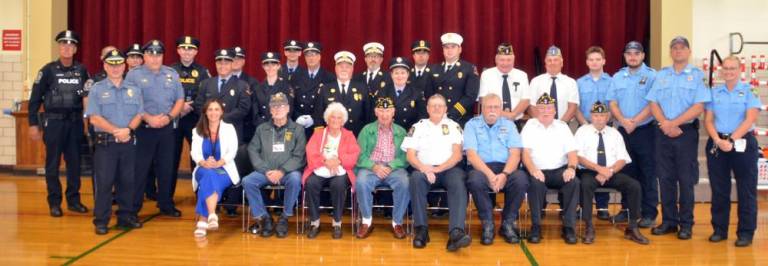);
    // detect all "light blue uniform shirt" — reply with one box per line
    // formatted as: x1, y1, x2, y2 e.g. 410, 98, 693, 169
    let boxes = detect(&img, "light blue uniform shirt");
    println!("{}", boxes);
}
645, 64, 711, 121
577, 72, 612, 122
606, 63, 656, 126
706, 81, 762, 134
125, 65, 184, 115
85, 79, 144, 132
463, 116, 522, 163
